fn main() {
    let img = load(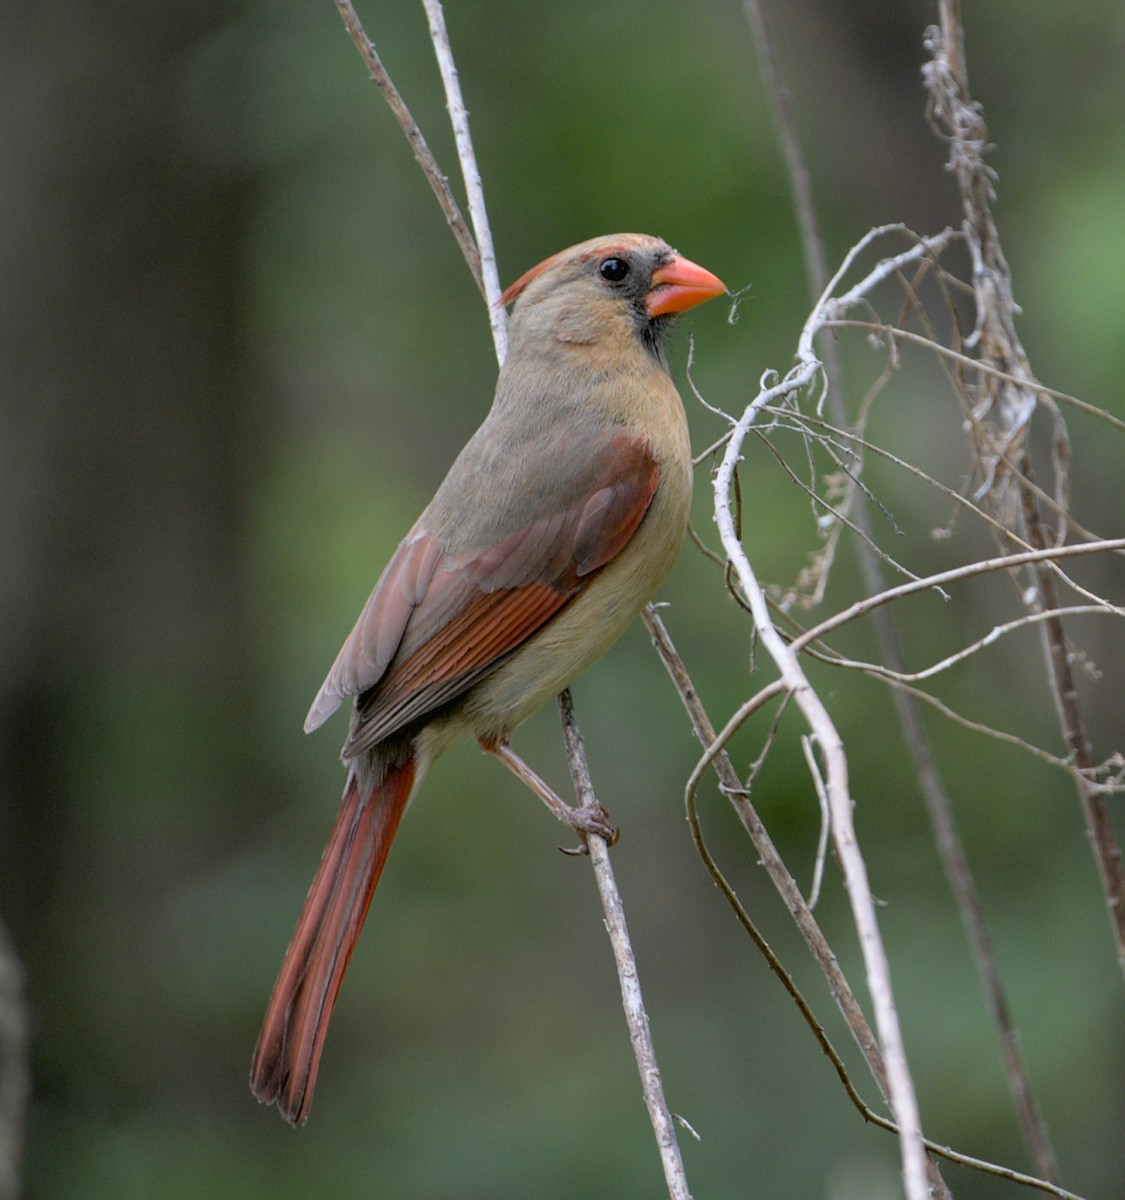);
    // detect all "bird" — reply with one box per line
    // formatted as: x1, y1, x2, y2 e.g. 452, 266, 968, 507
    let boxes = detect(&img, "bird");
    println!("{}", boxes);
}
250, 233, 726, 1124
